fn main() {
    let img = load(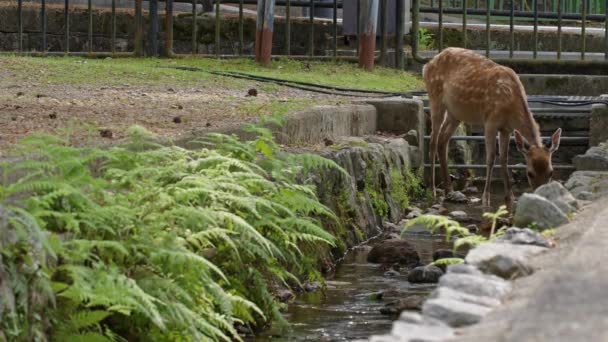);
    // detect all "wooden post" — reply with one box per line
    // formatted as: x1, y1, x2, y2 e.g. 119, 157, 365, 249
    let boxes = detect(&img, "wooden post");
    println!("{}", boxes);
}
149, 0, 159, 56
379, 0, 388, 67
134, 0, 143, 56
255, 0, 275, 66
165, 0, 174, 57
359, 0, 379, 71
192, 0, 197, 54
396, 0, 405, 69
